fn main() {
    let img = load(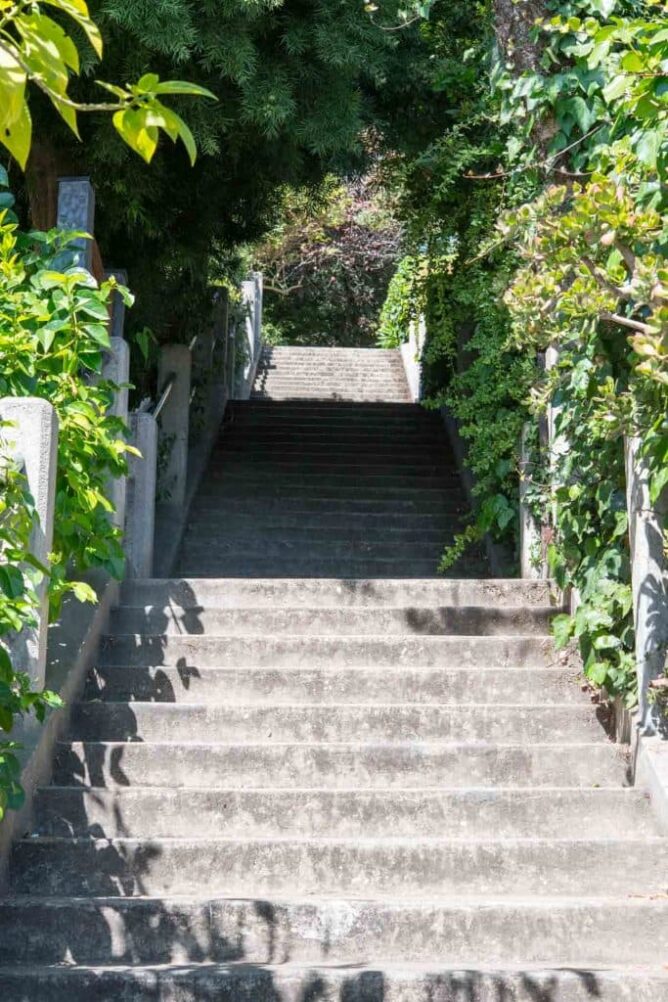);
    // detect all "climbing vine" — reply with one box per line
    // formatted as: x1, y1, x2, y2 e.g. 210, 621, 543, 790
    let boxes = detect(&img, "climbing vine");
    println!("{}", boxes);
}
0, 177, 136, 818
380, 0, 668, 702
